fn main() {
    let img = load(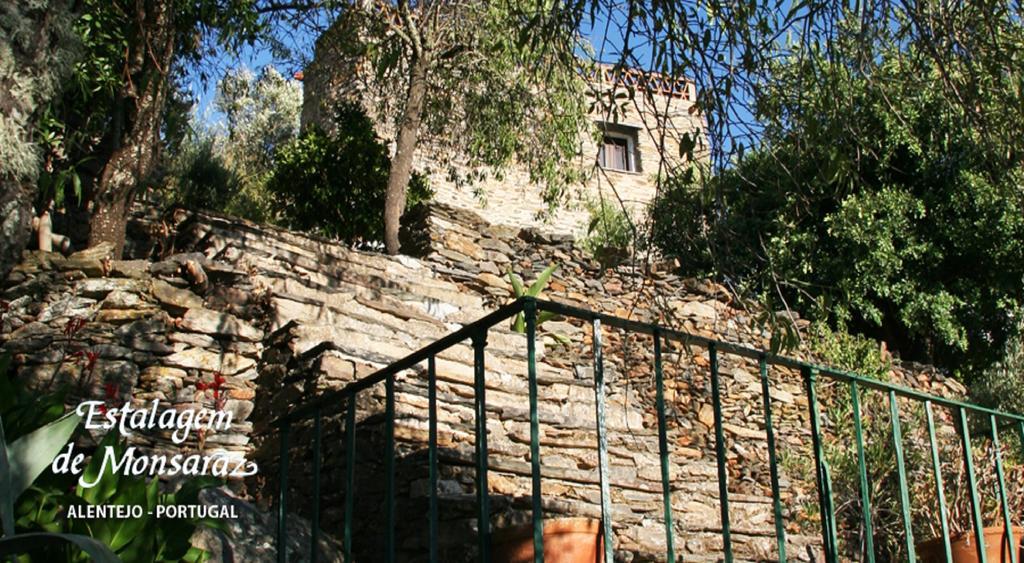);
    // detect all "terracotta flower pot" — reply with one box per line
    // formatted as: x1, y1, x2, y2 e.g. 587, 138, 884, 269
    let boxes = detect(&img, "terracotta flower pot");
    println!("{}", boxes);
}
492, 518, 604, 563
918, 526, 1024, 563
